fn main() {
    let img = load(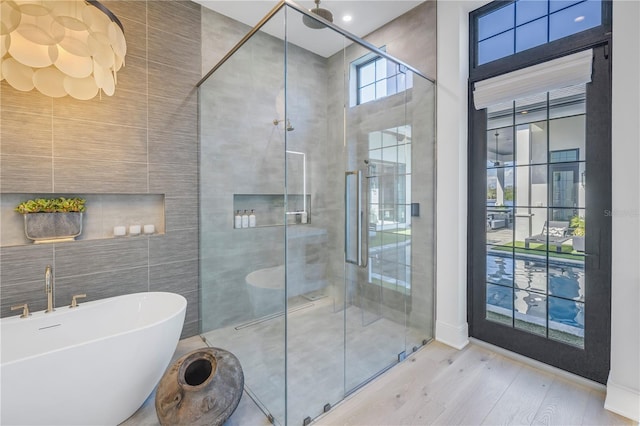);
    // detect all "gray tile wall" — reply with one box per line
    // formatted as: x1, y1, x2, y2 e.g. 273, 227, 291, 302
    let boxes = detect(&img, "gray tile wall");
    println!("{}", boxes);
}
199, 8, 329, 330
0, 1, 201, 338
